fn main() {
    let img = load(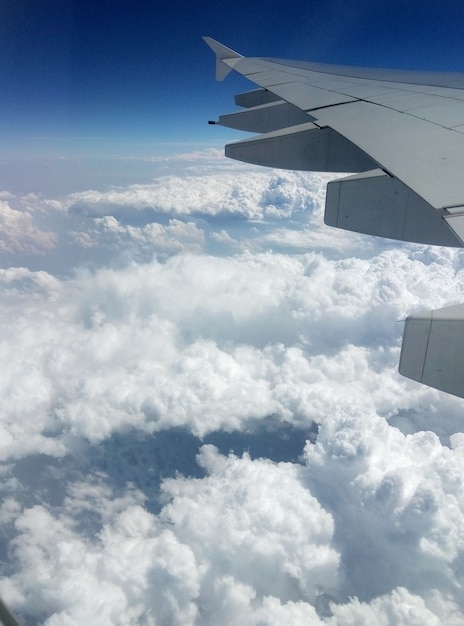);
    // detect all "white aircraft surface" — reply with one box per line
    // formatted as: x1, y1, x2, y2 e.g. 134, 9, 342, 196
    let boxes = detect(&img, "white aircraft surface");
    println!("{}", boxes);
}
204, 36, 464, 399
